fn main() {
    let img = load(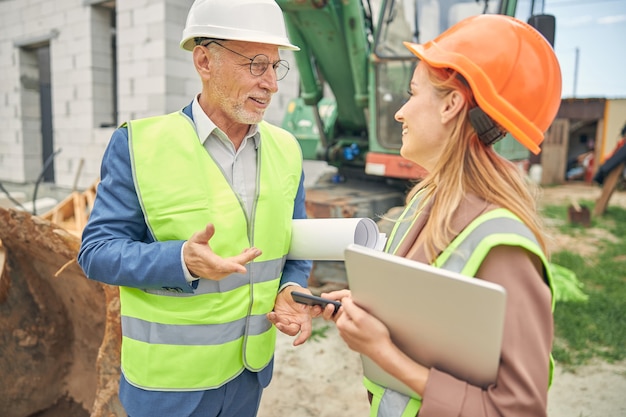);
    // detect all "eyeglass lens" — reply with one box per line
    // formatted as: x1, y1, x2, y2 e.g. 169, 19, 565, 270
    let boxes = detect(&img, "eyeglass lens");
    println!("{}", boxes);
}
202, 41, 289, 81
250, 55, 289, 81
